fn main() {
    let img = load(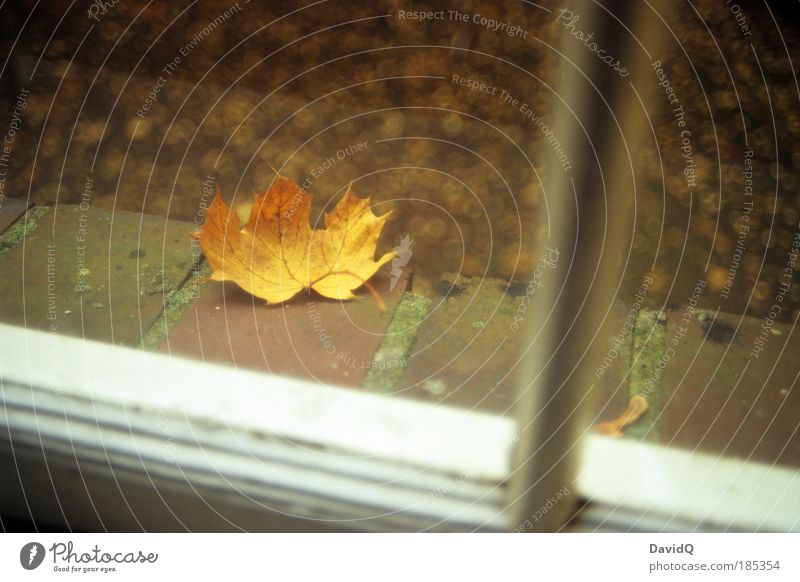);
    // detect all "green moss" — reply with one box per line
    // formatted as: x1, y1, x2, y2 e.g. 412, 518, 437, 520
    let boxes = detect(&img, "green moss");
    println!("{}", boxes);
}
362, 292, 431, 393
0, 206, 49, 258
141, 264, 173, 295
140, 262, 210, 350
626, 308, 667, 441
